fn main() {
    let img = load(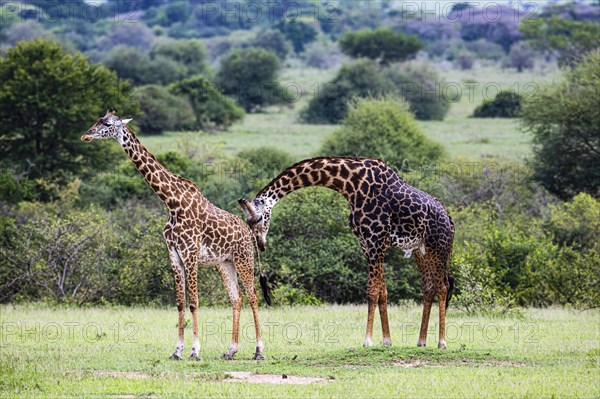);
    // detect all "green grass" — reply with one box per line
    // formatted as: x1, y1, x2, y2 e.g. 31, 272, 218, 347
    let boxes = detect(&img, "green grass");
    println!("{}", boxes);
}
1, 305, 598, 398
141, 65, 558, 162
